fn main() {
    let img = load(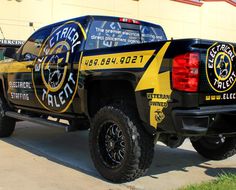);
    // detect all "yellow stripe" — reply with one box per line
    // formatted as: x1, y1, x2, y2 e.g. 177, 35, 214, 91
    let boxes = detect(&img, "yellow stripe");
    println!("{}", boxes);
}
80, 50, 155, 71
0, 61, 32, 73
135, 42, 171, 128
